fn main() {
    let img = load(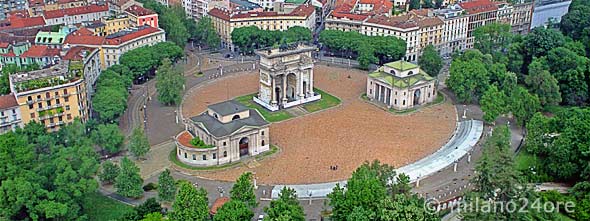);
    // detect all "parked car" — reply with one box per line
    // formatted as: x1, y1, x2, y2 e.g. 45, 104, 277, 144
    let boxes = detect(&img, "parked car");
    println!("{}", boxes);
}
257, 214, 264, 221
